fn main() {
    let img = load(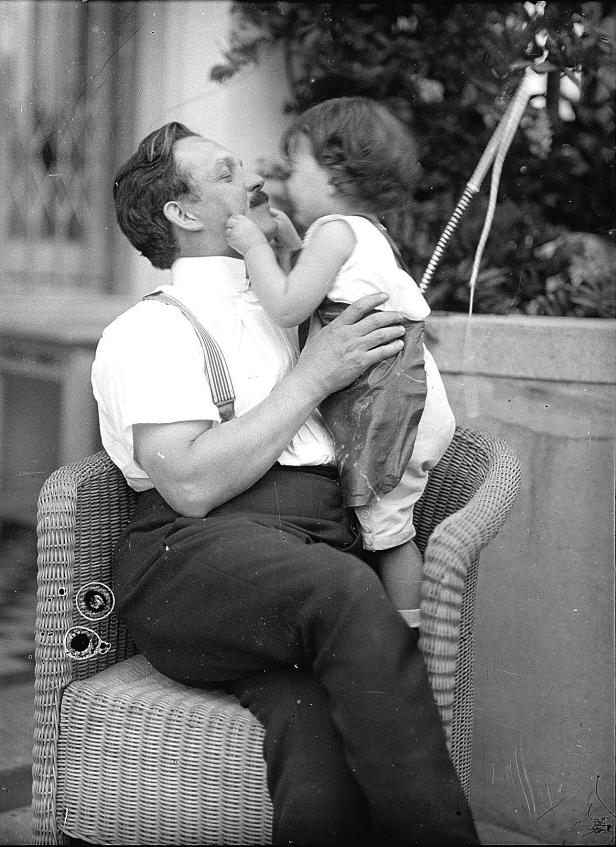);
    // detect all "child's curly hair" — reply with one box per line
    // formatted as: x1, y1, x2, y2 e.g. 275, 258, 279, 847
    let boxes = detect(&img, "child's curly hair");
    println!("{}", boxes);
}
281, 97, 420, 214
